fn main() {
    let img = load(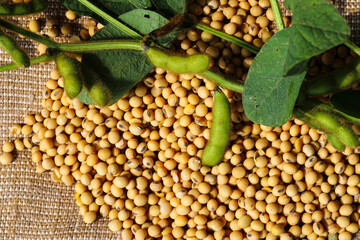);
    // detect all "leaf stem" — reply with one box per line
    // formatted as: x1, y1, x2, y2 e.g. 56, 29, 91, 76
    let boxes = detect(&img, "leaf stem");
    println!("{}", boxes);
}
269, 0, 285, 31
78, 0, 143, 40
57, 41, 143, 52
0, 54, 53, 72
345, 41, 360, 57
199, 70, 244, 93
196, 24, 259, 54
